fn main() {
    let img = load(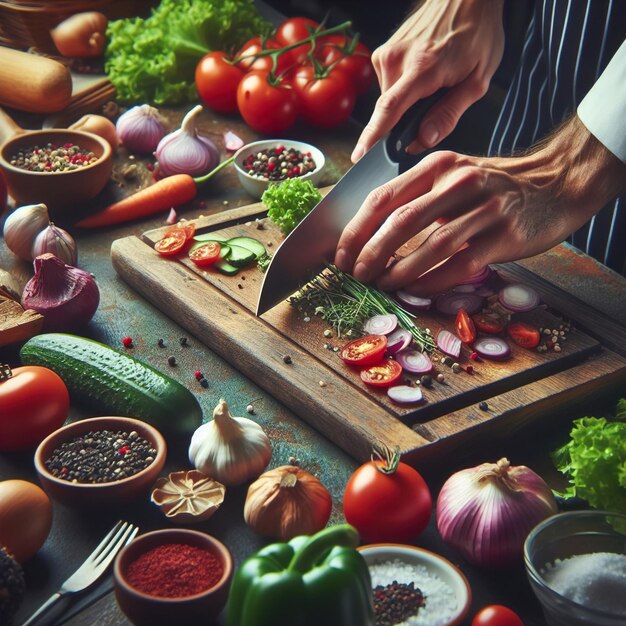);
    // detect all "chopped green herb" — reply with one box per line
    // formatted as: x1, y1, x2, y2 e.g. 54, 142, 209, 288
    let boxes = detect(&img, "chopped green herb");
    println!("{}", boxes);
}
257, 252, 272, 273
262, 178, 322, 235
